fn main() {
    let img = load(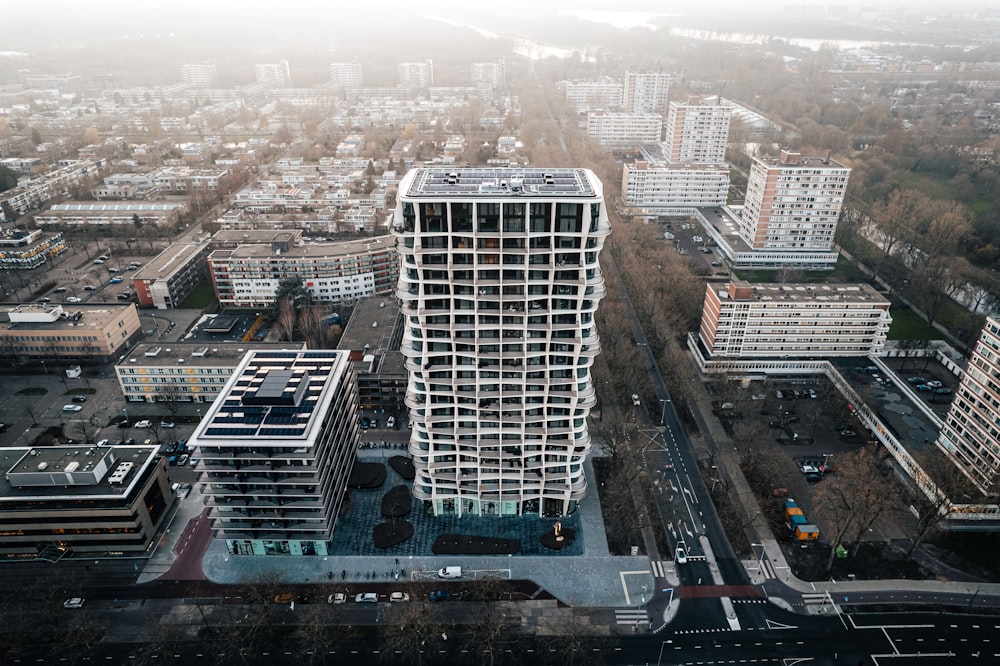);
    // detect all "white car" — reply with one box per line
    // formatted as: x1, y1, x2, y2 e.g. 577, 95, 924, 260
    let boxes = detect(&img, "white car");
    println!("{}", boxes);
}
134, 420, 152, 429
160, 421, 176, 429
355, 592, 379, 603
389, 592, 410, 602
62, 404, 83, 412
66, 296, 82, 303
96, 439, 109, 447
675, 544, 688, 565
386, 416, 396, 429
63, 597, 85, 609
327, 593, 347, 604
631, 394, 641, 406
